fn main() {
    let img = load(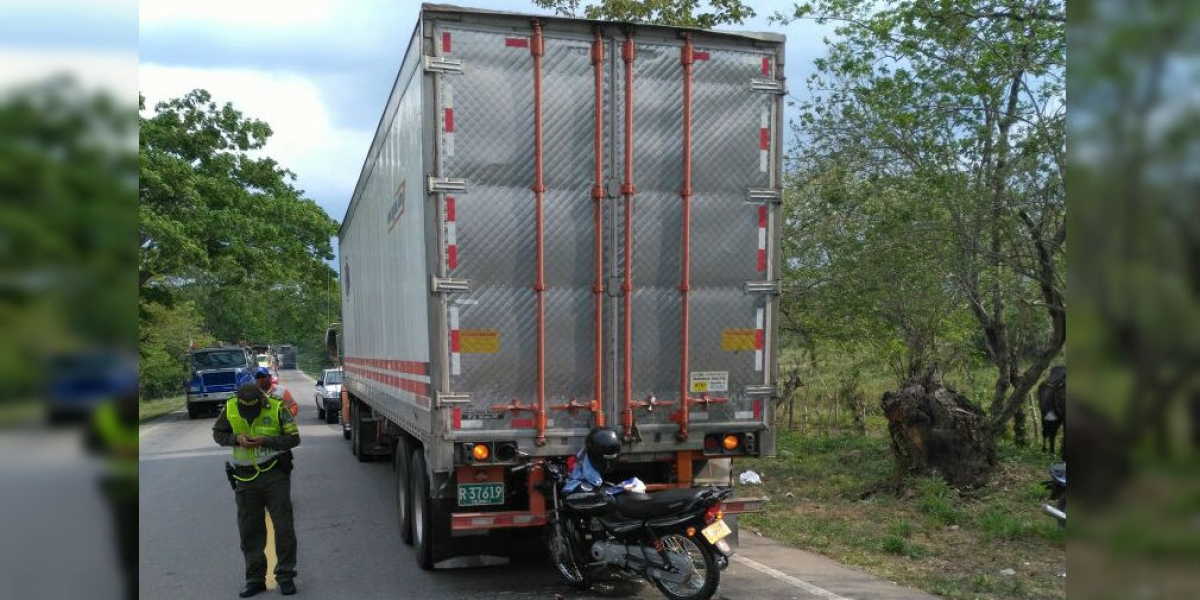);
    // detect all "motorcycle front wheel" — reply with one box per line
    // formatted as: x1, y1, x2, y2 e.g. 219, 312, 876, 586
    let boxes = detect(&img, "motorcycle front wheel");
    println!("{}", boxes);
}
547, 518, 591, 590
651, 533, 720, 600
